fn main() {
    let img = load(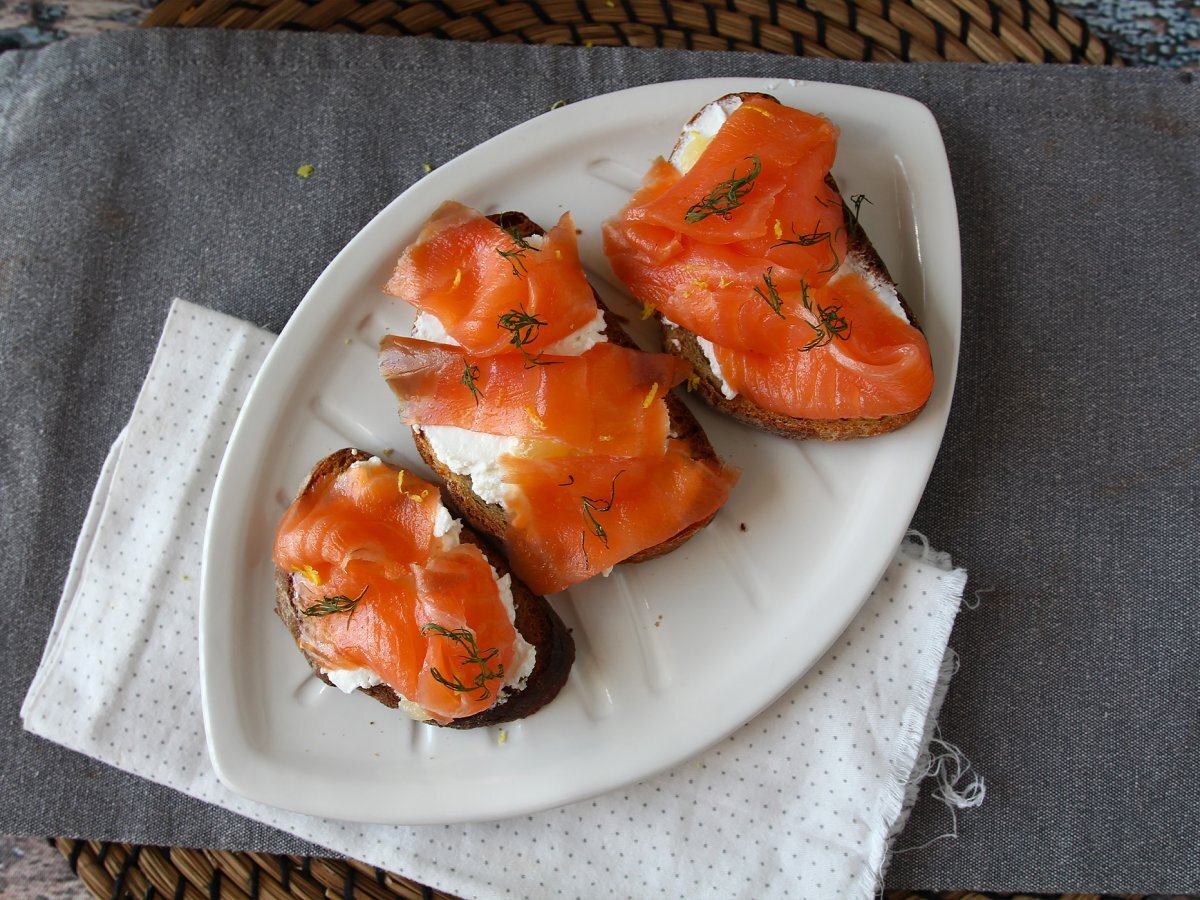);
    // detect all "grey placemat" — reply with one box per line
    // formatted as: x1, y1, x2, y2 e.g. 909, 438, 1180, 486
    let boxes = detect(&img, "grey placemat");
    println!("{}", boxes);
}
0, 29, 1196, 894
